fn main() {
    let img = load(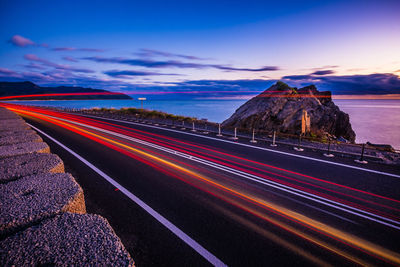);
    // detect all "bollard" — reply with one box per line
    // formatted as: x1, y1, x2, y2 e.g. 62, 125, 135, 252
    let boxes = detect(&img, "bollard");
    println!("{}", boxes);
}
202, 123, 209, 134
250, 129, 257, 143
270, 131, 277, 147
323, 138, 334, 157
233, 127, 238, 140
191, 121, 196, 132
216, 123, 222, 137
181, 121, 186, 130
355, 143, 368, 164
294, 134, 304, 151
171, 120, 176, 128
